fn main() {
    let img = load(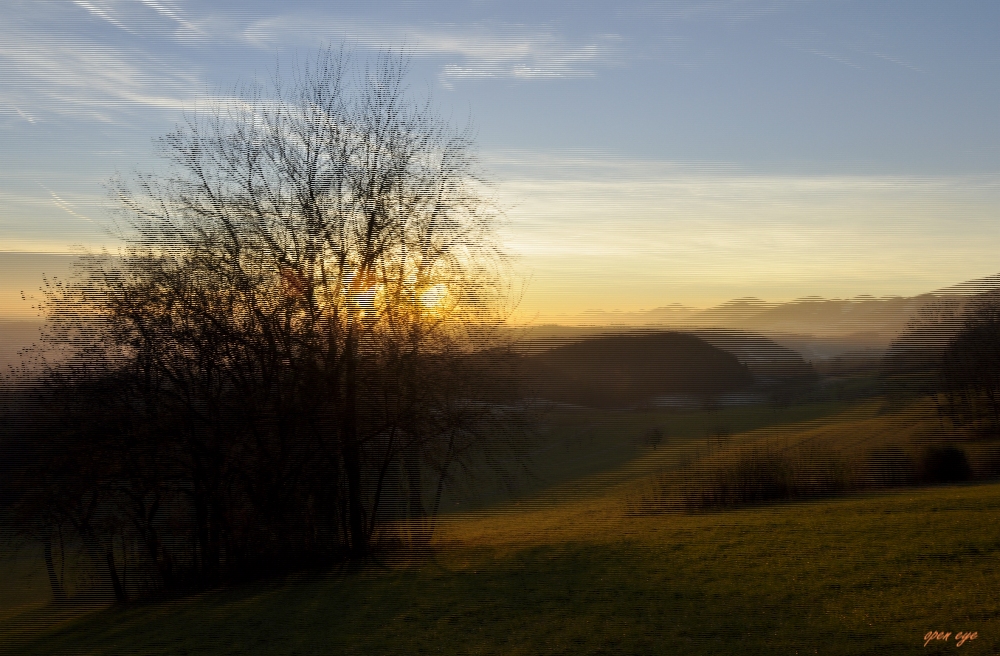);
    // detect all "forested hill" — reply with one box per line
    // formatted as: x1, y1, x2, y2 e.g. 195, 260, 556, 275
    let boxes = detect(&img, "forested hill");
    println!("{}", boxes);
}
522, 331, 754, 408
